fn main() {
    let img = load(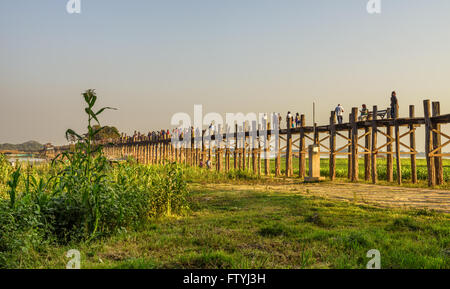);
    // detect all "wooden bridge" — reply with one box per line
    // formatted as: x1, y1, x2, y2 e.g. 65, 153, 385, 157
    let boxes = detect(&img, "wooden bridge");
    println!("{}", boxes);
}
51, 100, 449, 187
